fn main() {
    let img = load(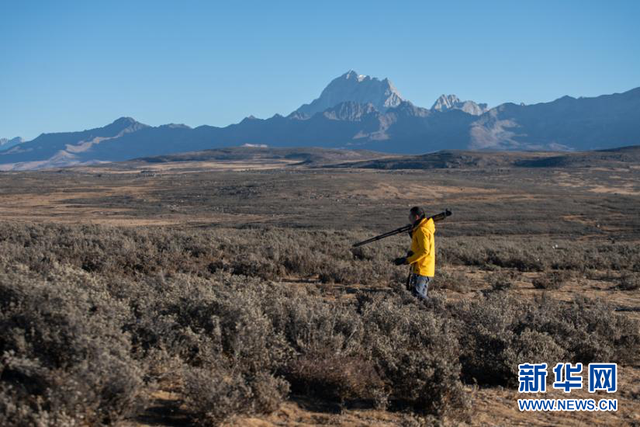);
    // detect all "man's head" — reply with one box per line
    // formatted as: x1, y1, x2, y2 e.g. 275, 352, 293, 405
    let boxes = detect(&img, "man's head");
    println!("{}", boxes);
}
409, 206, 425, 224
